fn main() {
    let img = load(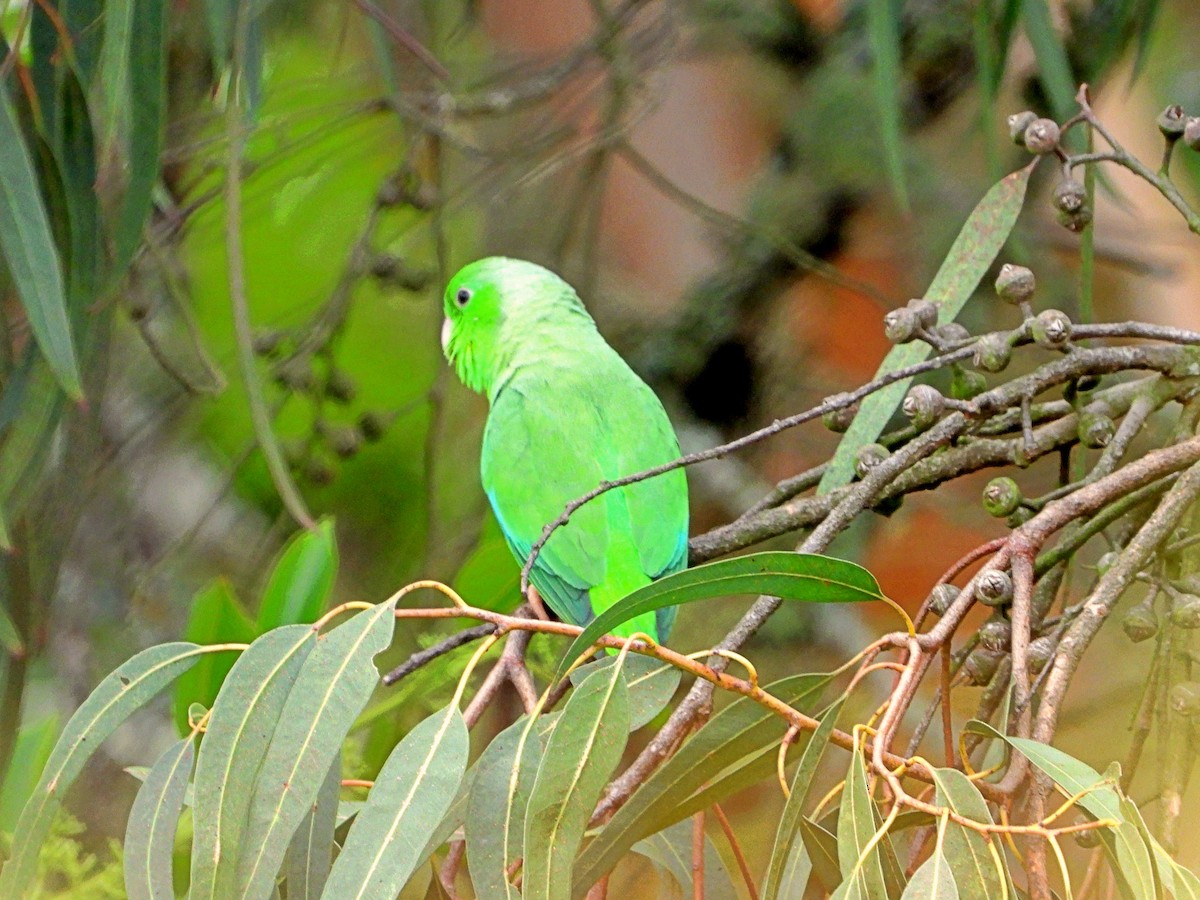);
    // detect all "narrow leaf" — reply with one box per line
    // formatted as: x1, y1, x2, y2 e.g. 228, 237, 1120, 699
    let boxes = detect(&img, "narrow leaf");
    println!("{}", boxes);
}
818, 163, 1034, 492
257, 518, 338, 630
838, 747, 888, 898
866, 0, 908, 209
324, 705, 468, 900
0, 716, 59, 833
570, 652, 681, 731
124, 736, 195, 900
930, 767, 1006, 897
284, 753, 340, 900
235, 600, 398, 899
902, 851, 959, 900
631, 819, 736, 900
800, 816, 842, 895
0, 643, 206, 895
0, 83, 81, 397
524, 661, 630, 900
1022, 0, 1078, 121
